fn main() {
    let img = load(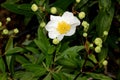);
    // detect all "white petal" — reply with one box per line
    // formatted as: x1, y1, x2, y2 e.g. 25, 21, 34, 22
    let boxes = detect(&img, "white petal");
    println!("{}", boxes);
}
48, 31, 59, 39
62, 11, 80, 26
57, 35, 64, 41
50, 15, 61, 21
45, 21, 58, 31
65, 25, 76, 36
